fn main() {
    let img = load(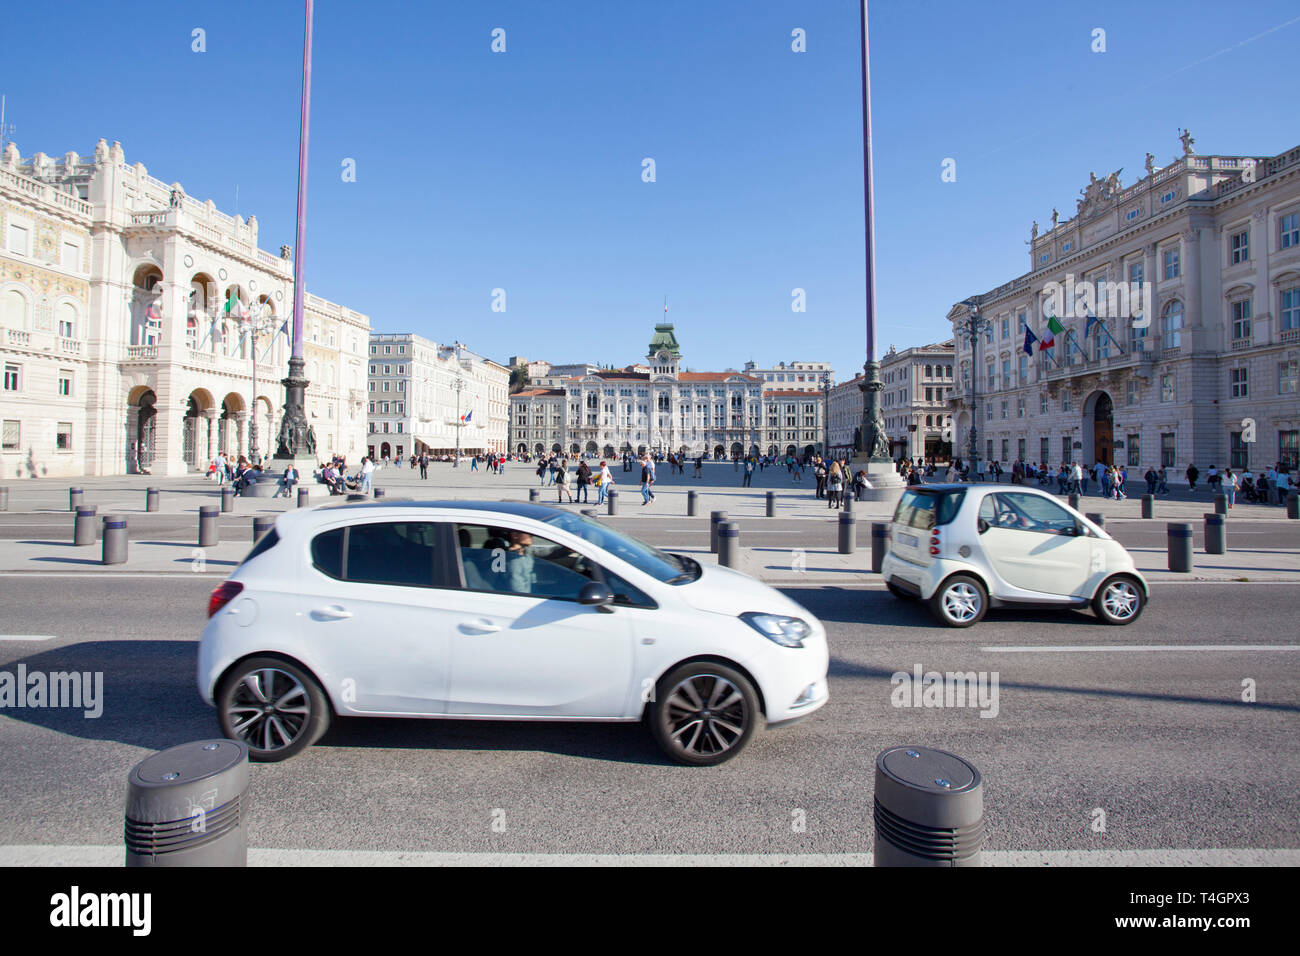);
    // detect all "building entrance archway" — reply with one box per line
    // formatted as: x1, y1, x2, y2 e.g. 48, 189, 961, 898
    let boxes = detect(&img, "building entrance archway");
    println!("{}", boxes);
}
1082, 390, 1114, 466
